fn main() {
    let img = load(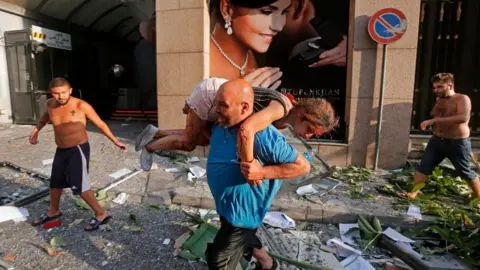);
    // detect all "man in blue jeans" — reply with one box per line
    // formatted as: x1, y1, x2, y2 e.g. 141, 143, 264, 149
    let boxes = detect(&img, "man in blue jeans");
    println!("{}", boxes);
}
206, 79, 310, 270
402, 73, 480, 199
